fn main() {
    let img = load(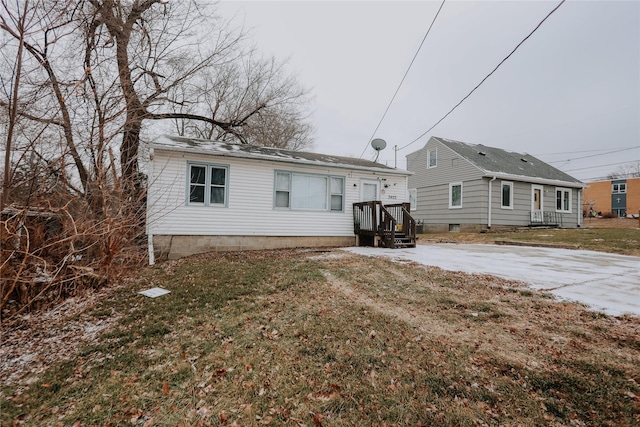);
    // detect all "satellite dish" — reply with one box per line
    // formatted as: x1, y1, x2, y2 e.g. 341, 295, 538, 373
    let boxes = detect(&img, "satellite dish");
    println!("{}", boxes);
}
371, 138, 387, 151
